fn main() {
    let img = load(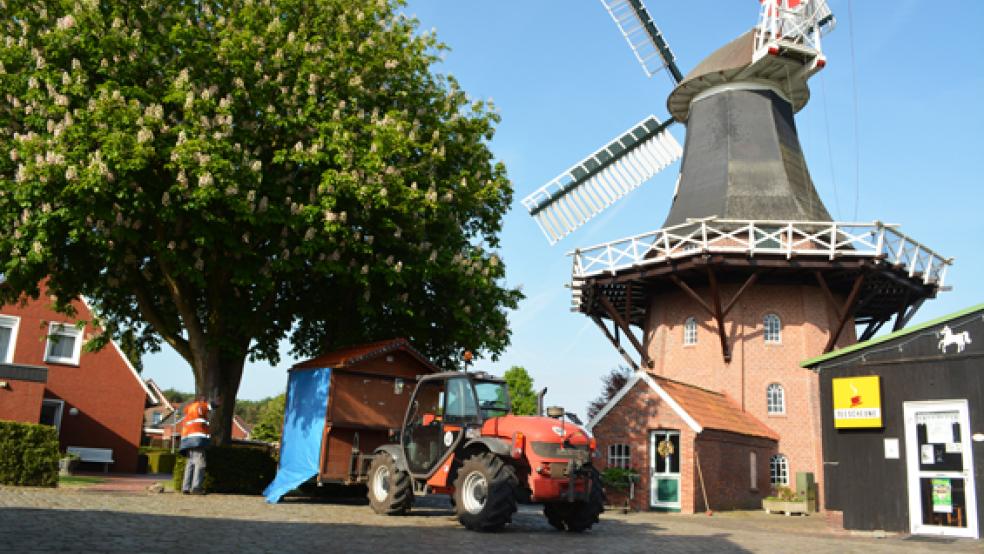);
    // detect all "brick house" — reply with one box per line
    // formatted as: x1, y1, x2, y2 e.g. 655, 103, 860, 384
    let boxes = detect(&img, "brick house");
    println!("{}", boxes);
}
590, 372, 778, 512
0, 291, 154, 472
142, 378, 175, 445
